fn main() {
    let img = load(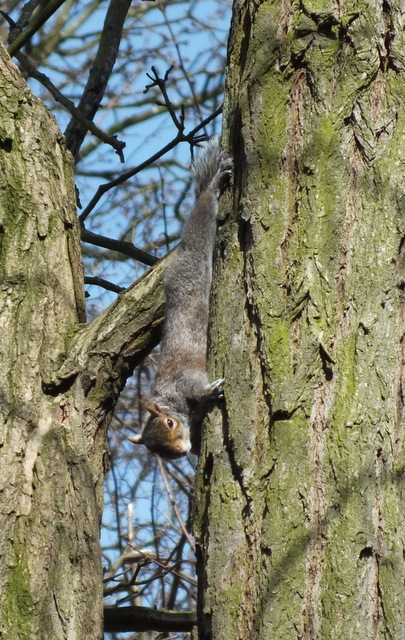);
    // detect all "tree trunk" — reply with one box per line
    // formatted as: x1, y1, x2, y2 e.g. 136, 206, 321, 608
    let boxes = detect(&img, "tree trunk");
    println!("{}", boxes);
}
195, 2, 405, 639
0, 45, 165, 640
